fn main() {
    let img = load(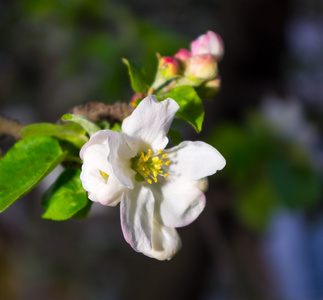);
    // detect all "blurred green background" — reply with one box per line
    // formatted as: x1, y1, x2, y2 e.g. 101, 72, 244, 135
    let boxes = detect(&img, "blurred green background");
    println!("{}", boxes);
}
1, 0, 323, 299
